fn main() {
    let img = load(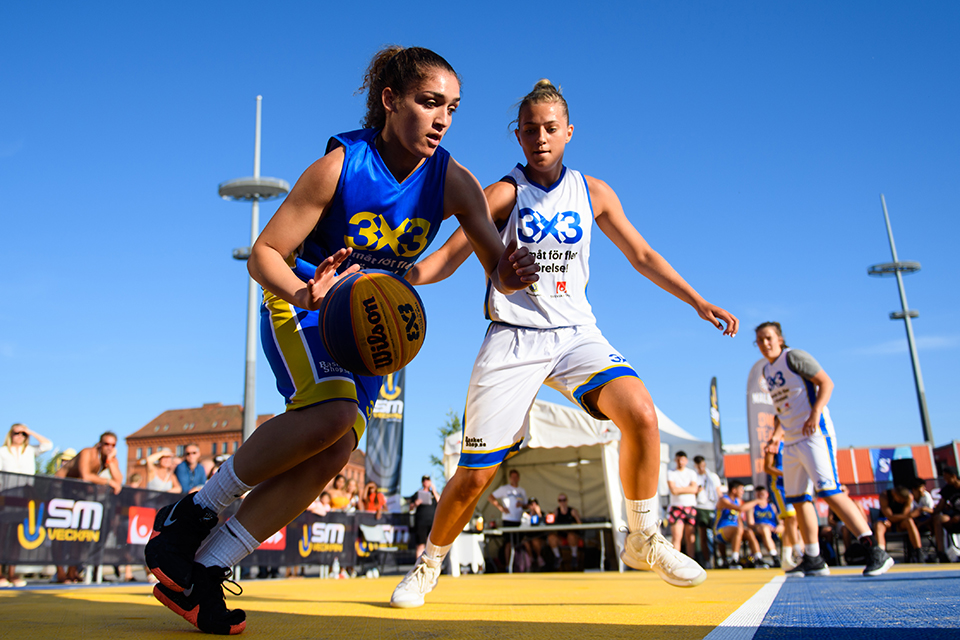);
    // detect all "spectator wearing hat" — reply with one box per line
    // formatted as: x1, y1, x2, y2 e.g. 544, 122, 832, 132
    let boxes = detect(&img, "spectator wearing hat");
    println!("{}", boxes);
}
410, 475, 441, 560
